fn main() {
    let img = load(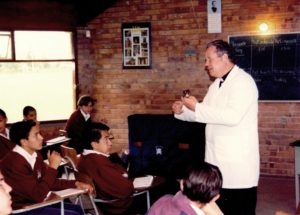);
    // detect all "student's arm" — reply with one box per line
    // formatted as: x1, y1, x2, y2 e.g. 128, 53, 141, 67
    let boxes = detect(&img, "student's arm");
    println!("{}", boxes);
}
2, 154, 60, 203
96, 165, 133, 199
46, 151, 77, 191
80, 156, 134, 199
